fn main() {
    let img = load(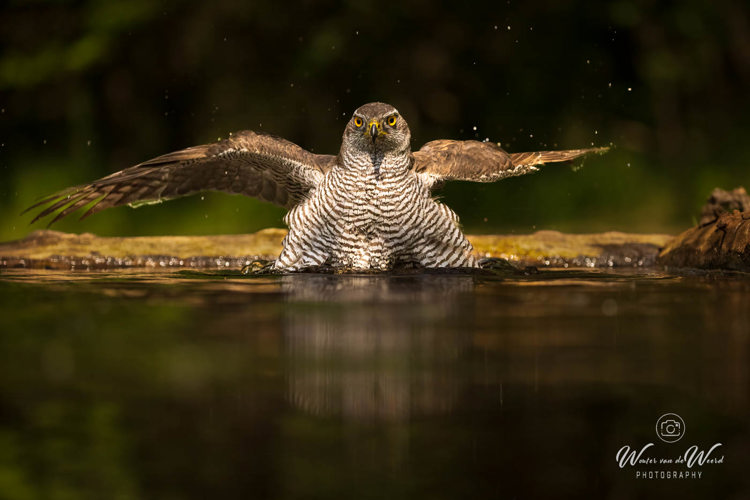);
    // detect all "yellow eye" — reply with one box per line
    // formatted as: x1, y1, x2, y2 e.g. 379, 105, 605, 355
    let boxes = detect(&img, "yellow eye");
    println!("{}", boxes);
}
353, 116, 363, 128
387, 115, 397, 127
